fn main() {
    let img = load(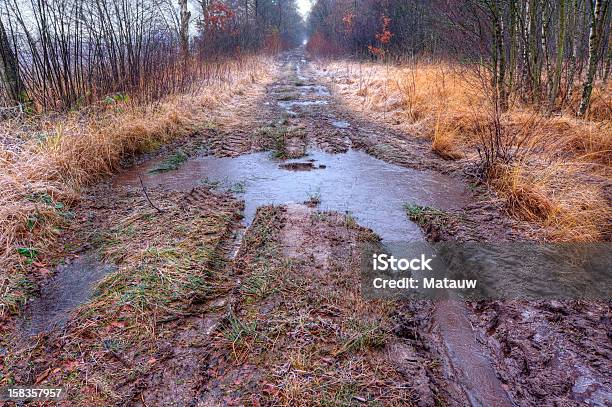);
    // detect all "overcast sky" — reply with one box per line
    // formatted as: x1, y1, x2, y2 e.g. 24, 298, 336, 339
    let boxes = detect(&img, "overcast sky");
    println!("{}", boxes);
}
297, 0, 313, 19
